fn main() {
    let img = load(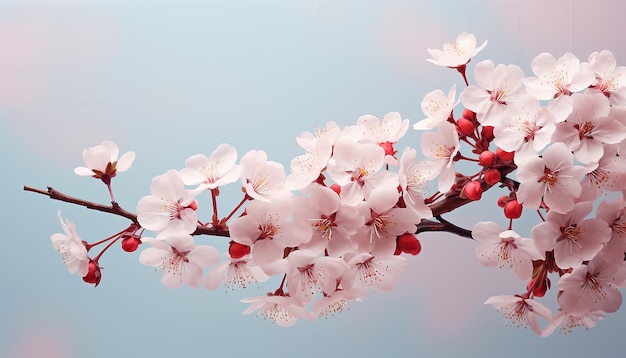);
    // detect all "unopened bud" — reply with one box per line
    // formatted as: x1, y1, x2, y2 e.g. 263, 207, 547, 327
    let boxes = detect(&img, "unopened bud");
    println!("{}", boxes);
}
462, 108, 476, 121
82, 260, 102, 287
483, 168, 501, 185
396, 233, 421, 255
122, 235, 142, 252
456, 118, 475, 136
497, 195, 509, 208
461, 181, 483, 201
504, 199, 523, 219
482, 126, 495, 140
527, 277, 550, 298
478, 151, 496, 167
496, 147, 515, 162
229, 241, 251, 259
